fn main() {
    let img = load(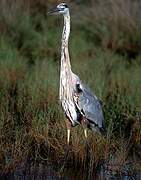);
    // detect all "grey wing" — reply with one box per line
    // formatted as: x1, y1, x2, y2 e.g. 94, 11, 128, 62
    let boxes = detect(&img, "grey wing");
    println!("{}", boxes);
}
74, 83, 105, 130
